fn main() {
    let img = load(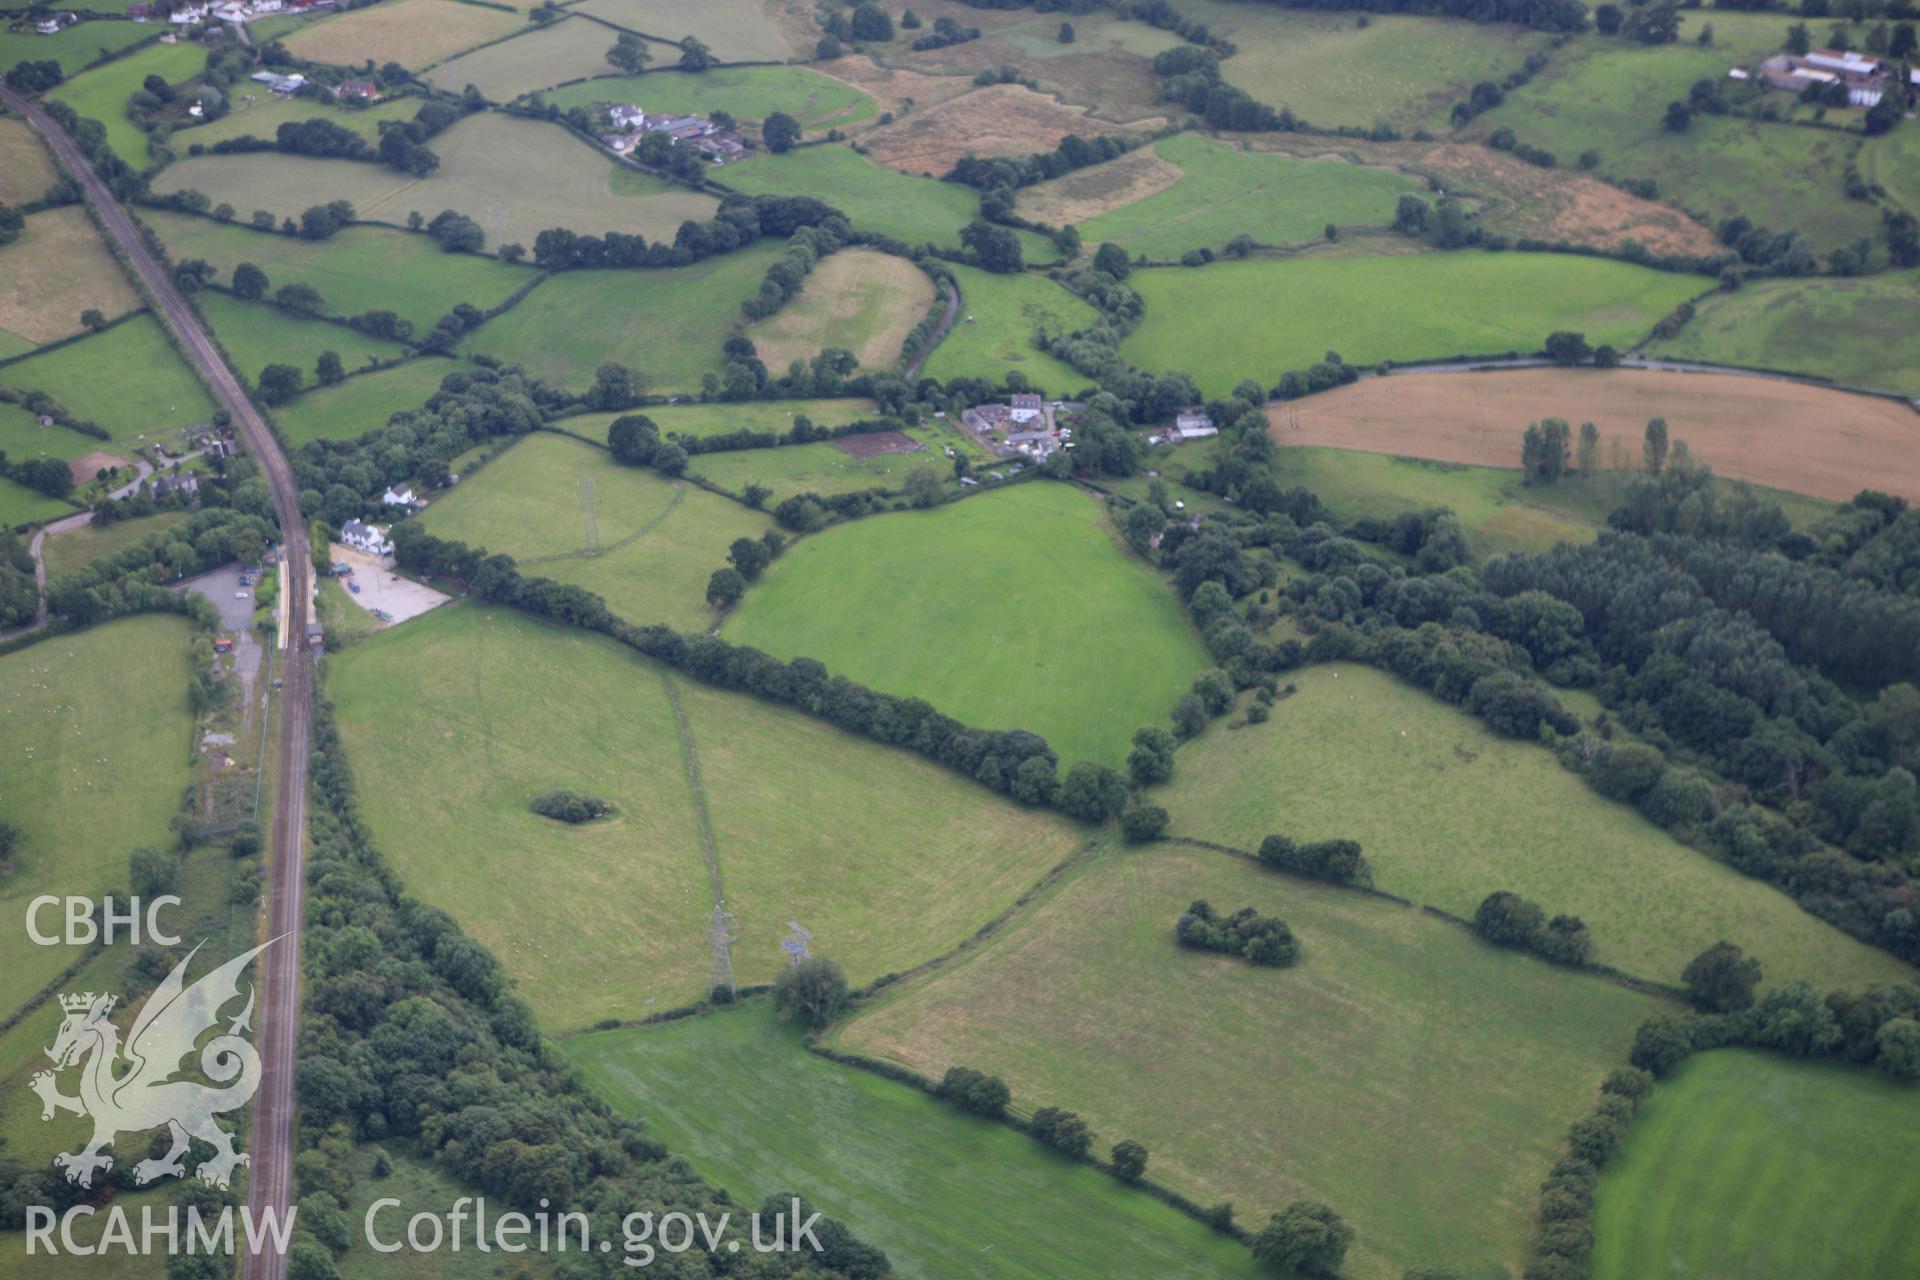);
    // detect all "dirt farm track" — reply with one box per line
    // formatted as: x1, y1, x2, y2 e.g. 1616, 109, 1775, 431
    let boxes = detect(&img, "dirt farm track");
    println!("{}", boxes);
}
1270, 368, 1920, 502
